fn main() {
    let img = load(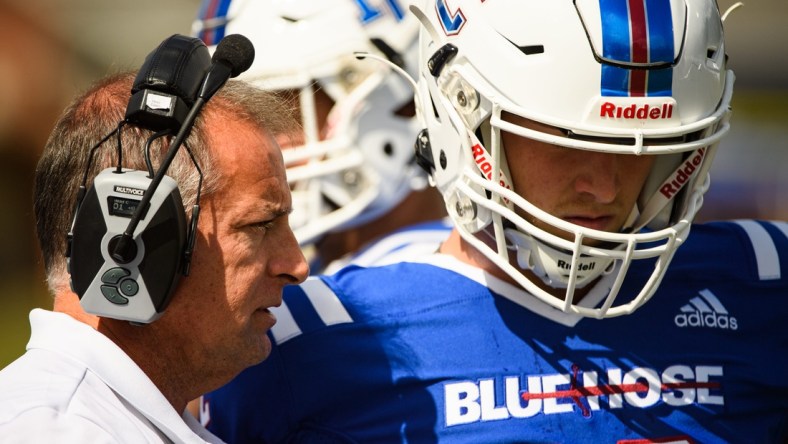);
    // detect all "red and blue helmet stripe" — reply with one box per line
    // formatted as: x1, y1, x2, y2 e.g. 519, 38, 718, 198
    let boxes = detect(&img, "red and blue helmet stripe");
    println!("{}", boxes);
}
196, 0, 233, 46
599, 0, 675, 97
